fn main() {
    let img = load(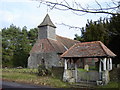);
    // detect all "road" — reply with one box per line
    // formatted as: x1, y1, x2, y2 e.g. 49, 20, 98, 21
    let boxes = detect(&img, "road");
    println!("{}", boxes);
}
1, 80, 51, 89
1, 80, 71, 90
